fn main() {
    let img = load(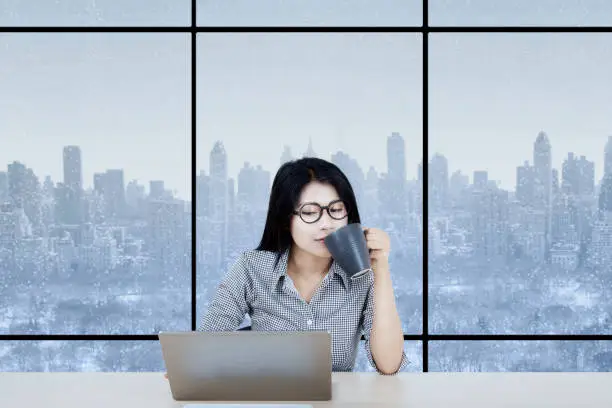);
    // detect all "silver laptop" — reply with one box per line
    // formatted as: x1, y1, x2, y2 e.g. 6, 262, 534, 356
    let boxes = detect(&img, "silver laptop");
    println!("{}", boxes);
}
159, 331, 332, 402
